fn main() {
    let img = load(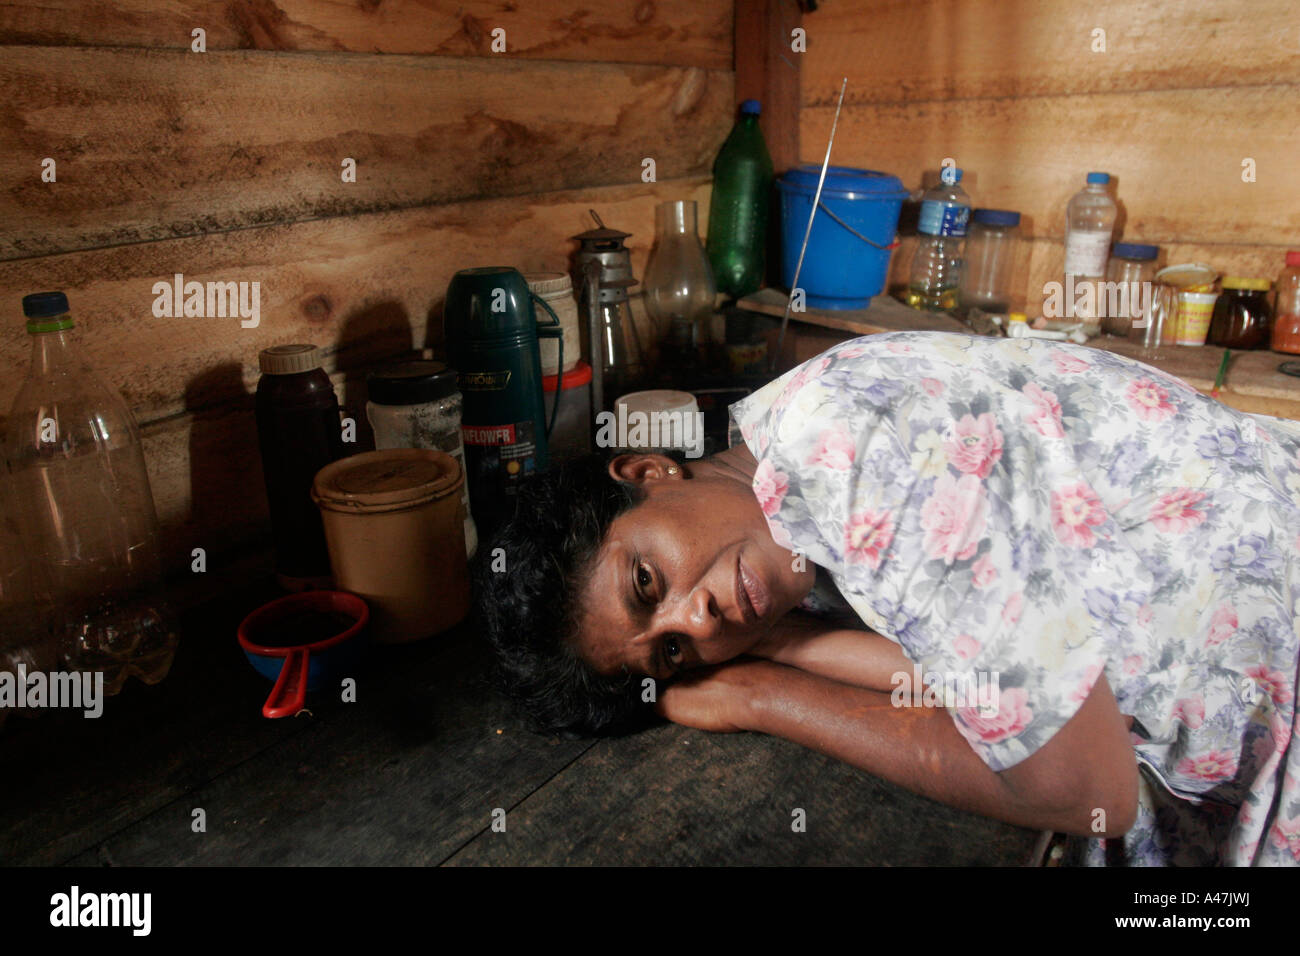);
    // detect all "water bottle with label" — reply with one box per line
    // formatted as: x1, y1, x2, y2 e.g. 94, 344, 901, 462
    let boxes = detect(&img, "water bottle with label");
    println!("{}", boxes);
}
906, 168, 971, 311
1063, 172, 1118, 333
